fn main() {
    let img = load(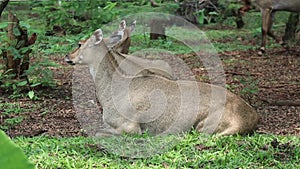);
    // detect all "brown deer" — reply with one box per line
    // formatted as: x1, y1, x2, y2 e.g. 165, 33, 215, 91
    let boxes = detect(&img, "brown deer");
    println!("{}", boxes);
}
65, 28, 258, 136
240, 0, 300, 55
